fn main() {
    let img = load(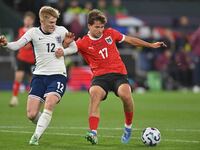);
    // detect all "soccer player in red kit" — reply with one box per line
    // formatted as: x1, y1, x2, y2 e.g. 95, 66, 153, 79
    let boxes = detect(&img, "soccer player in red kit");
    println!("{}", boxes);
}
62, 9, 166, 144
9, 11, 36, 106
